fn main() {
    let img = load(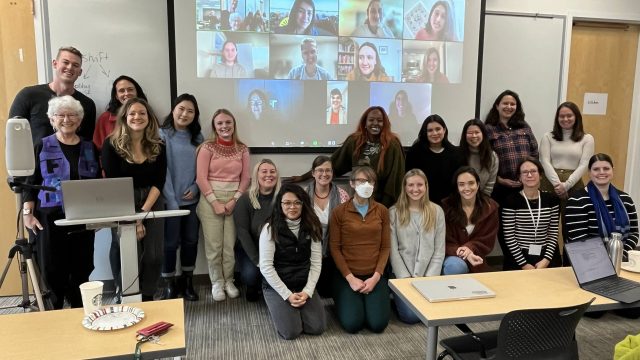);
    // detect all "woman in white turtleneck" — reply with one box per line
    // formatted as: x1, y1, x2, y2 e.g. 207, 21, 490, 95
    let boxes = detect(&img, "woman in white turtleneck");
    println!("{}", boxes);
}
539, 101, 594, 203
